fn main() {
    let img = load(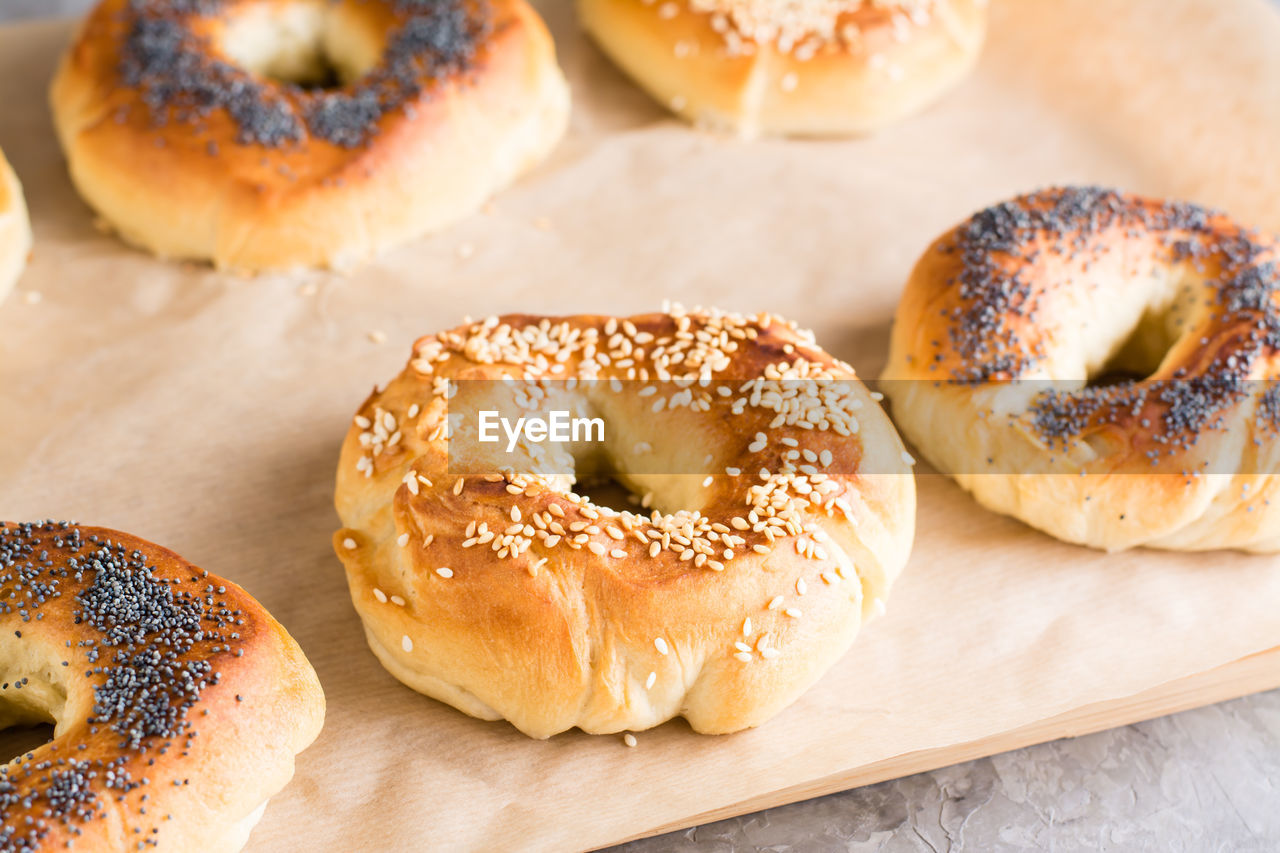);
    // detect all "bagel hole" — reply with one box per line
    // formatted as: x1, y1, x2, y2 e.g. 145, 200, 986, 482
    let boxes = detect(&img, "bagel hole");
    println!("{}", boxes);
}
574, 476, 645, 514
219, 1, 382, 90
0, 665, 69, 762
0, 721, 54, 763
1082, 431, 1121, 460
572, 450, 649, 513
571, 446, 700, 516
1086, 303, 1186, 388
